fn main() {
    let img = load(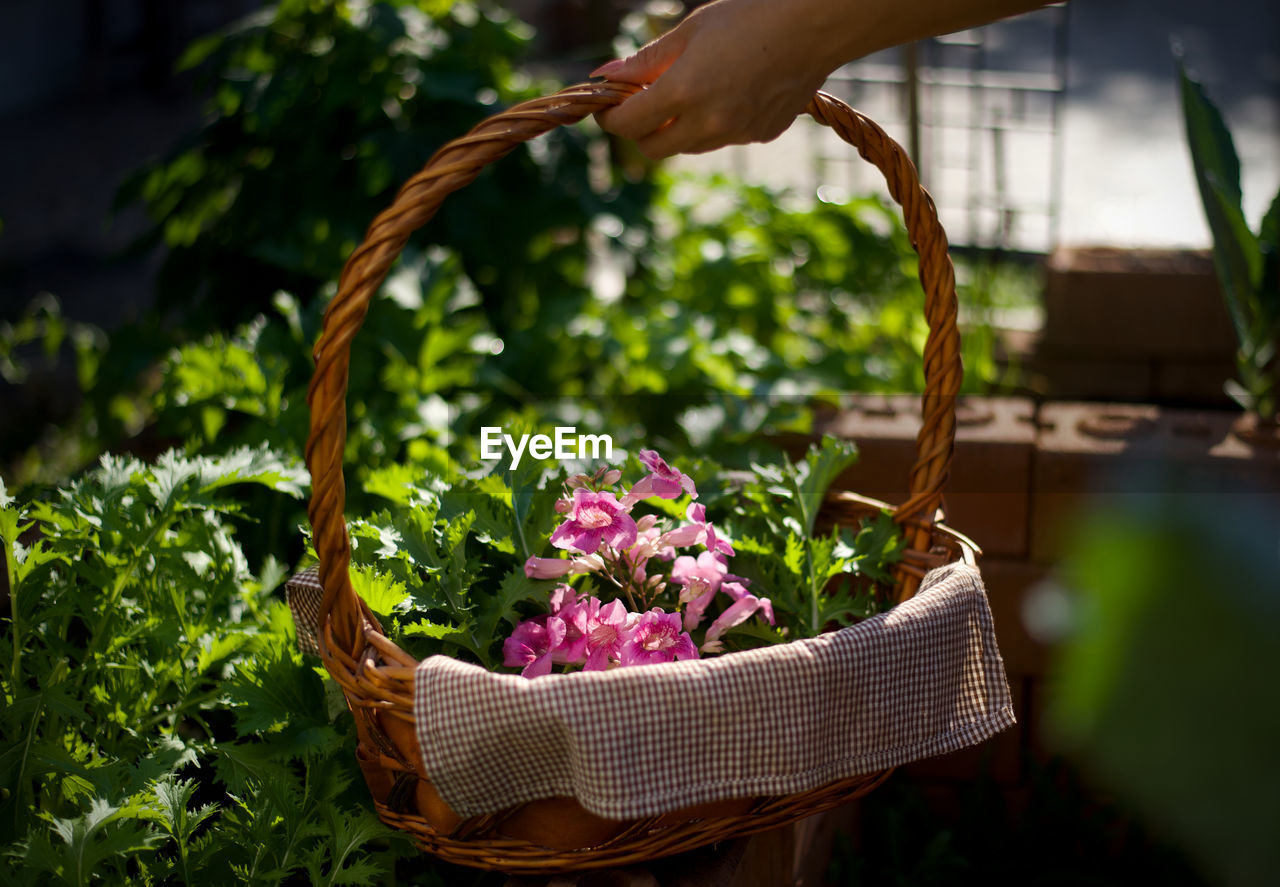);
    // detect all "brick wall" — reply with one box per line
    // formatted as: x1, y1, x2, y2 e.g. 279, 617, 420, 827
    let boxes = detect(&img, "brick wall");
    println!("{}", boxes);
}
812, 396, 1280, 796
